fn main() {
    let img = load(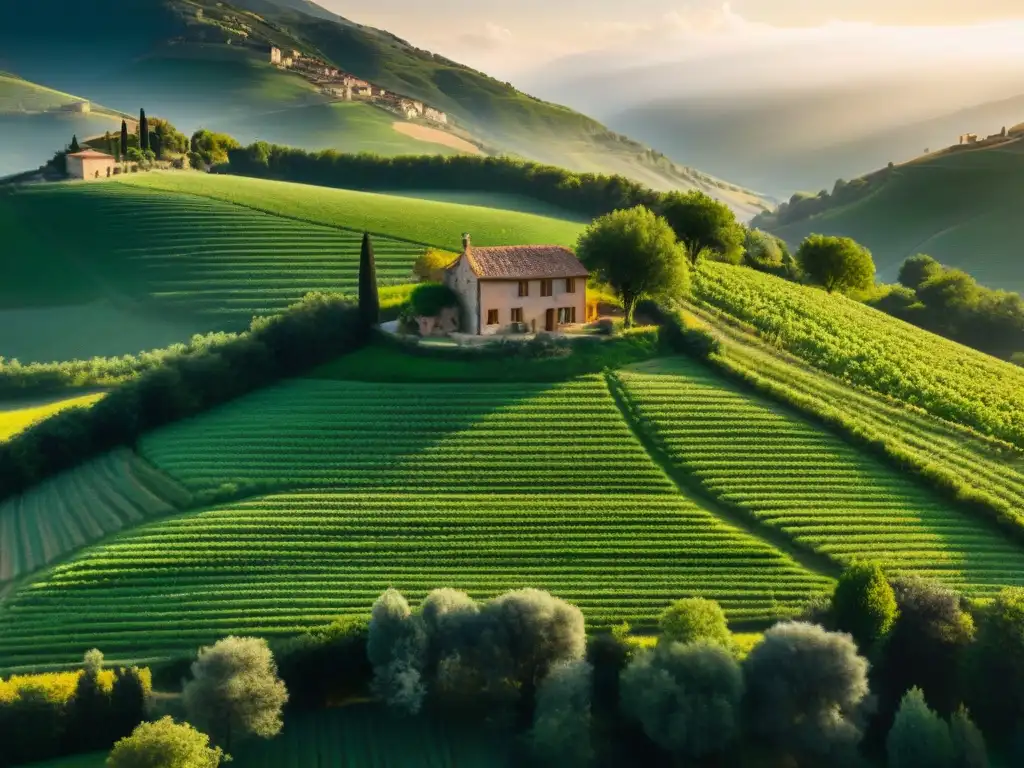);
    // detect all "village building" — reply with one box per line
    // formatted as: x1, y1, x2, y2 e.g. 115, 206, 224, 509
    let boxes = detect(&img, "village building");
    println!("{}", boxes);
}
424, 107, 448, 125
66, 150, 117, 180
445, 234, 589, 335
270, 46, 282, 65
